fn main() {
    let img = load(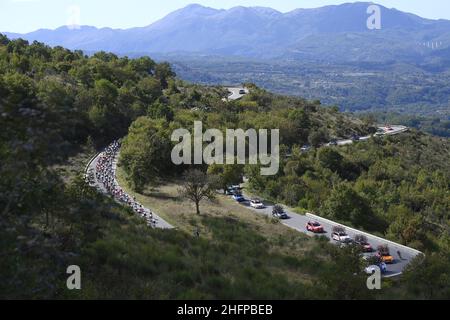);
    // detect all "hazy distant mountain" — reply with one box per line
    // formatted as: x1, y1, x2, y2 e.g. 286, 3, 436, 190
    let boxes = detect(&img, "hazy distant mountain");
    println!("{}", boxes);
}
3, 2, 450, 62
